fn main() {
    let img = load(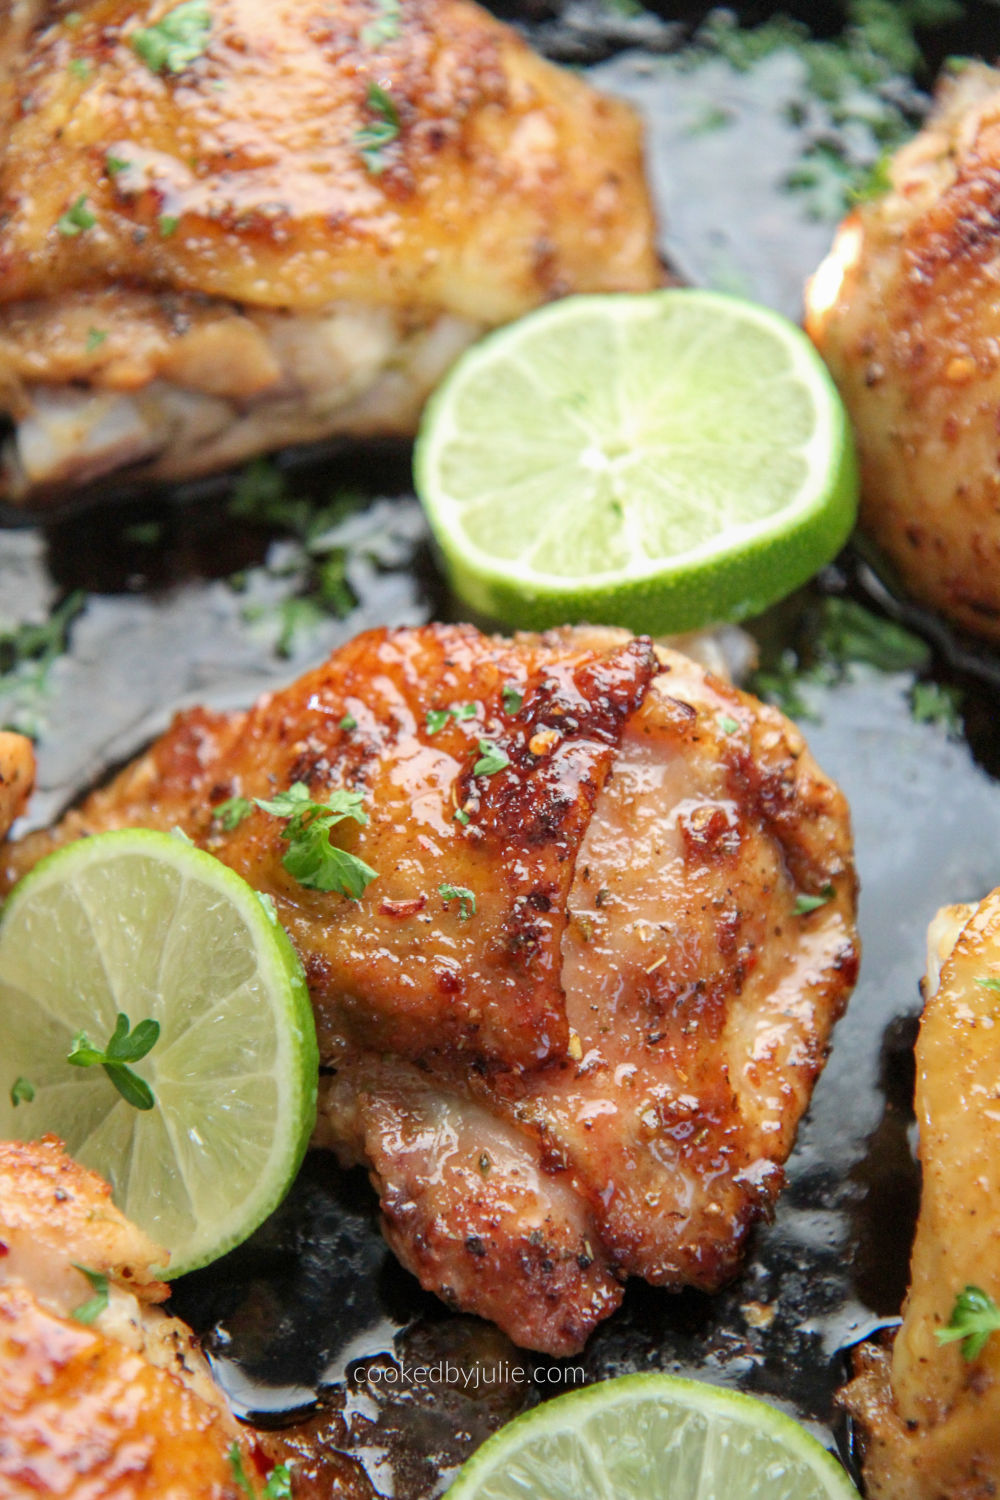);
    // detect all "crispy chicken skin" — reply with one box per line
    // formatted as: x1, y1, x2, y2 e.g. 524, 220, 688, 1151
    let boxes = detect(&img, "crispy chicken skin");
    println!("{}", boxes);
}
840, 893, 1000, 1499
0, 1136, 262, 1499
0, 0, 659, 503
0, 730, 34, 836
3, 624, 859, 1354
807, 64, 1000, 641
